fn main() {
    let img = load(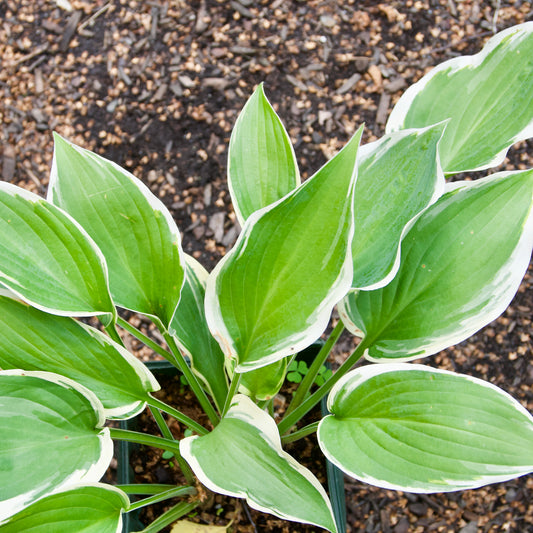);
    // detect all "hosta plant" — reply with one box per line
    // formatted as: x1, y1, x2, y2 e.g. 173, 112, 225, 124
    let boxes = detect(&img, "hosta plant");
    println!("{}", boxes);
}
1, 22, 533, 533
